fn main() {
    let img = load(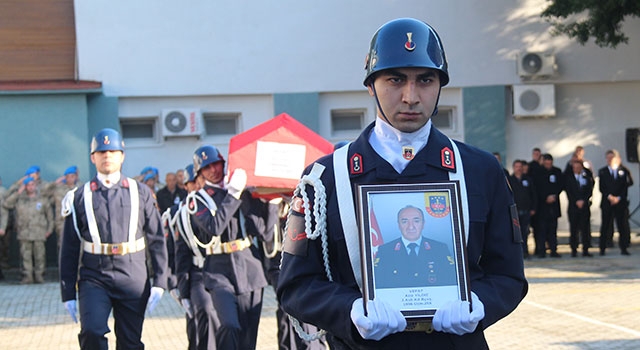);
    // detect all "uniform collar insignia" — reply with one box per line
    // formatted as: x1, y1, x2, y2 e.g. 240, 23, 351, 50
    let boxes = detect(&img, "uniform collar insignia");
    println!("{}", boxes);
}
441, 146, 455, 170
